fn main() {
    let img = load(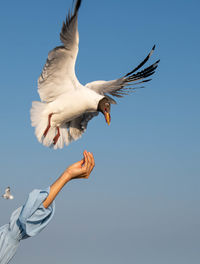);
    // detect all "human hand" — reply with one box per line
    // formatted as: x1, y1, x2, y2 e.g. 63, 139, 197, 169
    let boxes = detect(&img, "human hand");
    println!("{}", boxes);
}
64, 150, 95, 181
